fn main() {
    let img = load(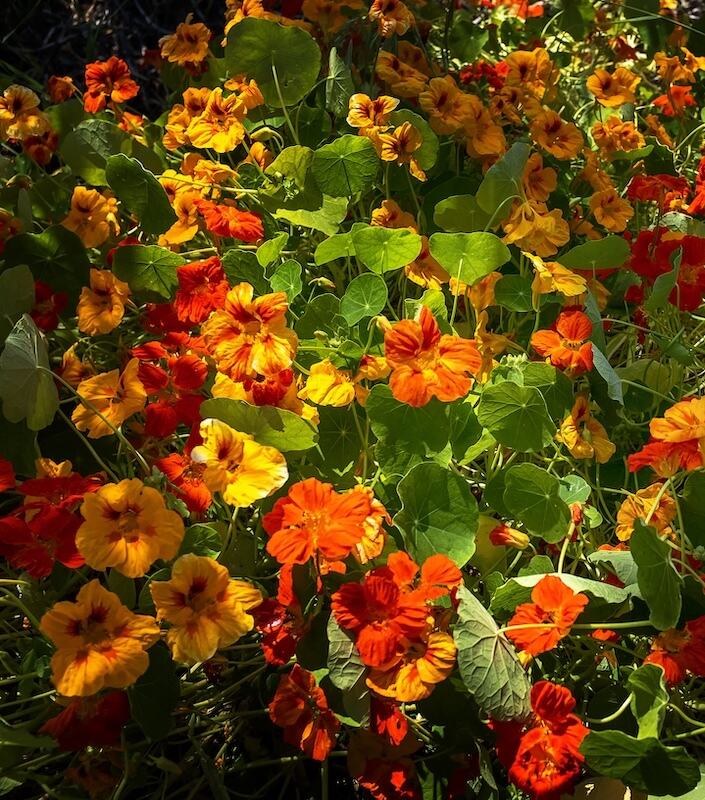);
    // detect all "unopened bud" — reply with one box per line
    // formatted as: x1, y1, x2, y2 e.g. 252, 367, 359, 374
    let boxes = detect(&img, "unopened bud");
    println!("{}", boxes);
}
375, 315, 392, 334
251, 127, 277, 142
489, 523, 529, 550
